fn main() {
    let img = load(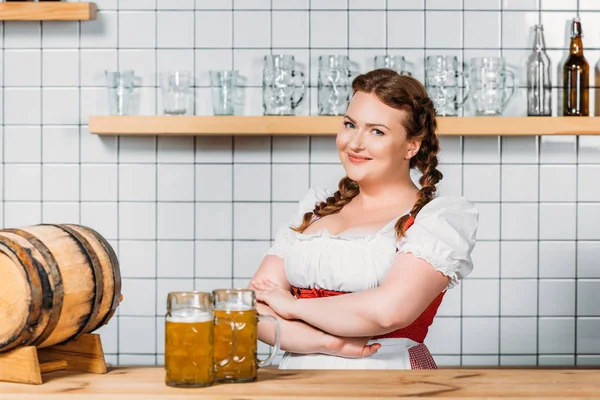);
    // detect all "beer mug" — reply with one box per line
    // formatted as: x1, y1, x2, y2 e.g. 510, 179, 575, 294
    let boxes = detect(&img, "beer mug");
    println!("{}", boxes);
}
425, 55, 470, 116
469, 56, 517, 116
374, 55, 411, 76
262, 54, 306, 115
318, 55, 353, 116
164, 292, 235, 388
212, 288, 280, 383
